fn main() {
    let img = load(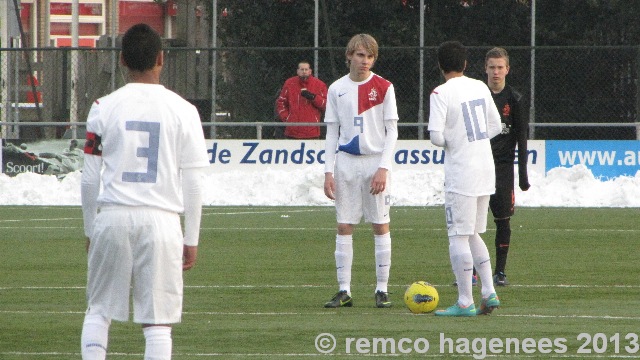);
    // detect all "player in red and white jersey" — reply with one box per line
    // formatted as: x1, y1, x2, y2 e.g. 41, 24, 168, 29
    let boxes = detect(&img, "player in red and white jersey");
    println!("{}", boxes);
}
323, 72, 398, 160
323, 34, 399, 309
80, 24, 209, 360
428, 41, 502, 317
